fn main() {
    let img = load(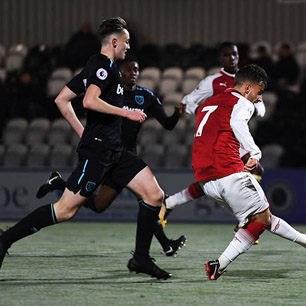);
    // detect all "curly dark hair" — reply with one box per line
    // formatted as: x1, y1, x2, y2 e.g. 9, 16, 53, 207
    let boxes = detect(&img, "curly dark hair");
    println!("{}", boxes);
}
234, 64, 268, 90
